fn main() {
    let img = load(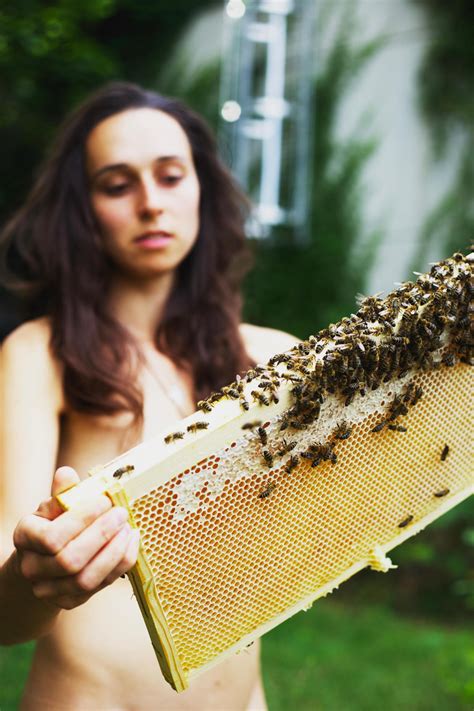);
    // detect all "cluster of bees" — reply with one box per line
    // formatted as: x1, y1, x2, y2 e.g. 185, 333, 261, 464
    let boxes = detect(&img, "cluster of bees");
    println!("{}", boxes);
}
158, 252, 472, 506
371, 382, 423, 433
